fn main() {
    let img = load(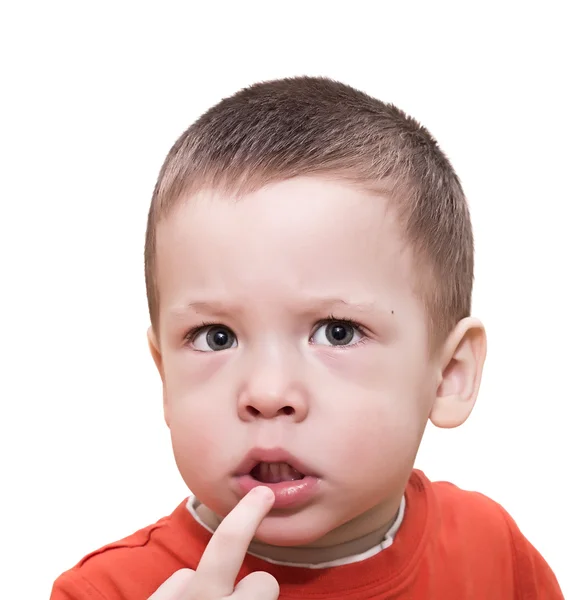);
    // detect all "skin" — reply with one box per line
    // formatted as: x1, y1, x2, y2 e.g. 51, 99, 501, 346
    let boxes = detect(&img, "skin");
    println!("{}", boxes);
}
148, 177, 487, 576
148, 487, 280, 600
